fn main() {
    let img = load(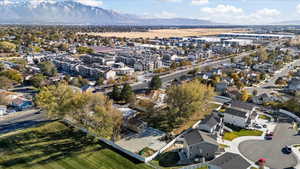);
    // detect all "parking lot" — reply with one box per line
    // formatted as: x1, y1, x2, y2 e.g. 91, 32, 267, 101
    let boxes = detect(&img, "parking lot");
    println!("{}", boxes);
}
239, 122, 300, 169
